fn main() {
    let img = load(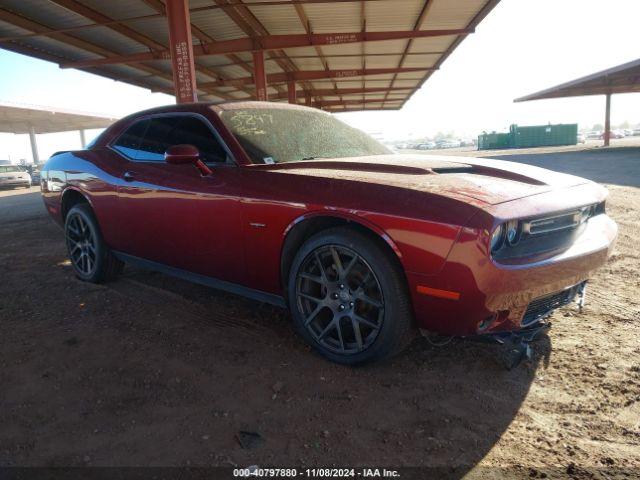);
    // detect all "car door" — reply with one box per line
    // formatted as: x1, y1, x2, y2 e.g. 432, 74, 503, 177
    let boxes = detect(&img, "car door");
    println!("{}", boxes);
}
112, 113, 246, 284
